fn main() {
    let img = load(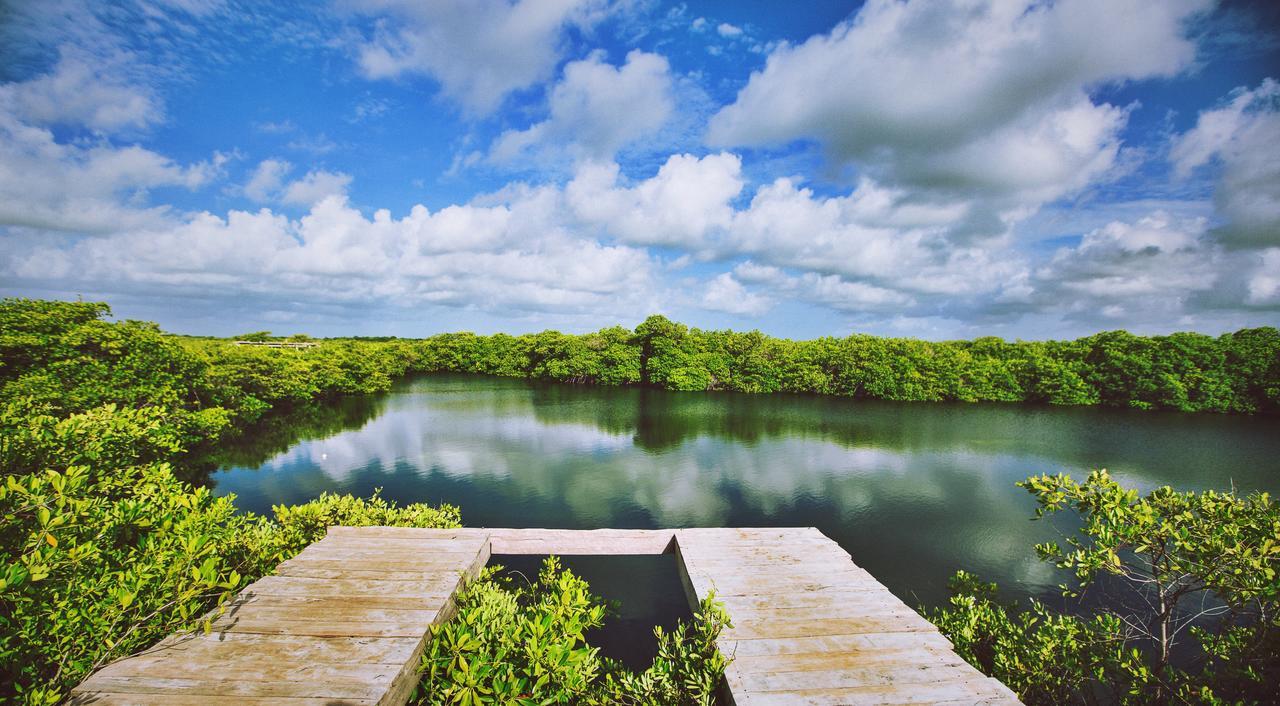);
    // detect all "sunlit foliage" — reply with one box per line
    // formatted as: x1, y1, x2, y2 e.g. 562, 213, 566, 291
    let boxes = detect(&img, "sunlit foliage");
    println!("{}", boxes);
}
417, 315, 1280, 414
416, 558, 730, 706
929, 471, 1280, 705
